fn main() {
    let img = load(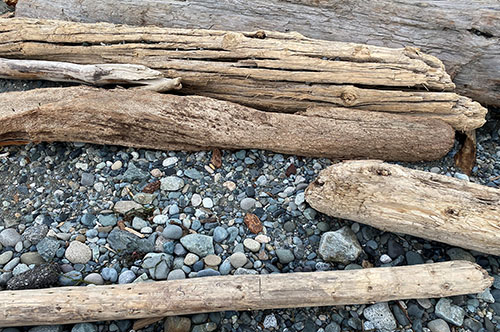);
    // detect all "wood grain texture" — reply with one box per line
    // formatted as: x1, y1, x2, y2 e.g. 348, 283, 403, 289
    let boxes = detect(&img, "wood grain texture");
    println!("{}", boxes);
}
12, 0, 499, 107
0, 86, 455, 161
305, 160, 500, 255
0, 261, 492, 327
0, 58, 182, 91
0, 18, 487, 131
